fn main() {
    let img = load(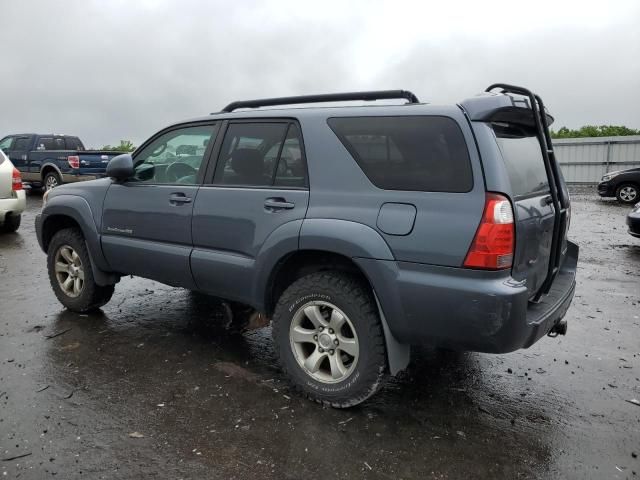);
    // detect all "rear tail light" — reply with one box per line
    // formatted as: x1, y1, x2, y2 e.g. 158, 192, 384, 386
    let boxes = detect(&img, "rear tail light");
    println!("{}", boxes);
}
12, 167, 23, 191
67, 156, 80, 169
464, 193, 514, 270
